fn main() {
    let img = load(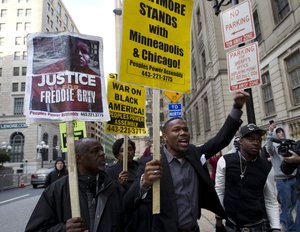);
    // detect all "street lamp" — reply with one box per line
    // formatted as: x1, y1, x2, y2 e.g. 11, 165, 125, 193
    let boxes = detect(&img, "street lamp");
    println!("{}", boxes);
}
1, 142, 12, 152
36, 141, 49, 168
